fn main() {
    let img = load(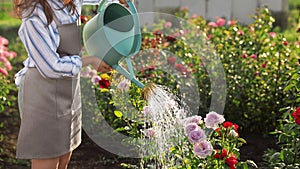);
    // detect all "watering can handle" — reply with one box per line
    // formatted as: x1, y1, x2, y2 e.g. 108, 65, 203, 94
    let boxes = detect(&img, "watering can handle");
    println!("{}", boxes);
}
98, 0, 134, 14
97, 0, 141, 55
